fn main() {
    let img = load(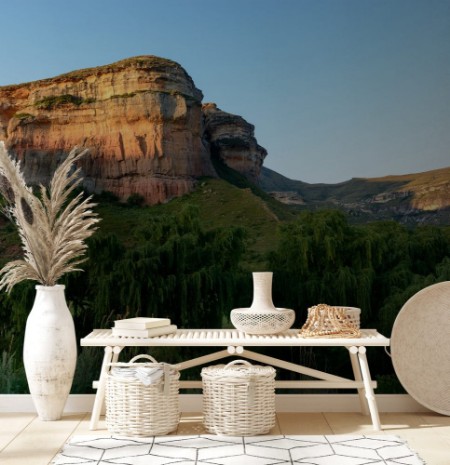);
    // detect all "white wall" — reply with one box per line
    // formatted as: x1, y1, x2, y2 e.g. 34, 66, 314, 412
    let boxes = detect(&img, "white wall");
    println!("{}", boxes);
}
0, 394, 430, 413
